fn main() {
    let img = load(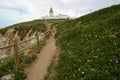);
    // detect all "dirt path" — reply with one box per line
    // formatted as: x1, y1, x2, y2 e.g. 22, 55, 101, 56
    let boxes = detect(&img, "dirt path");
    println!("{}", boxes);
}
25, 27, 56, 80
